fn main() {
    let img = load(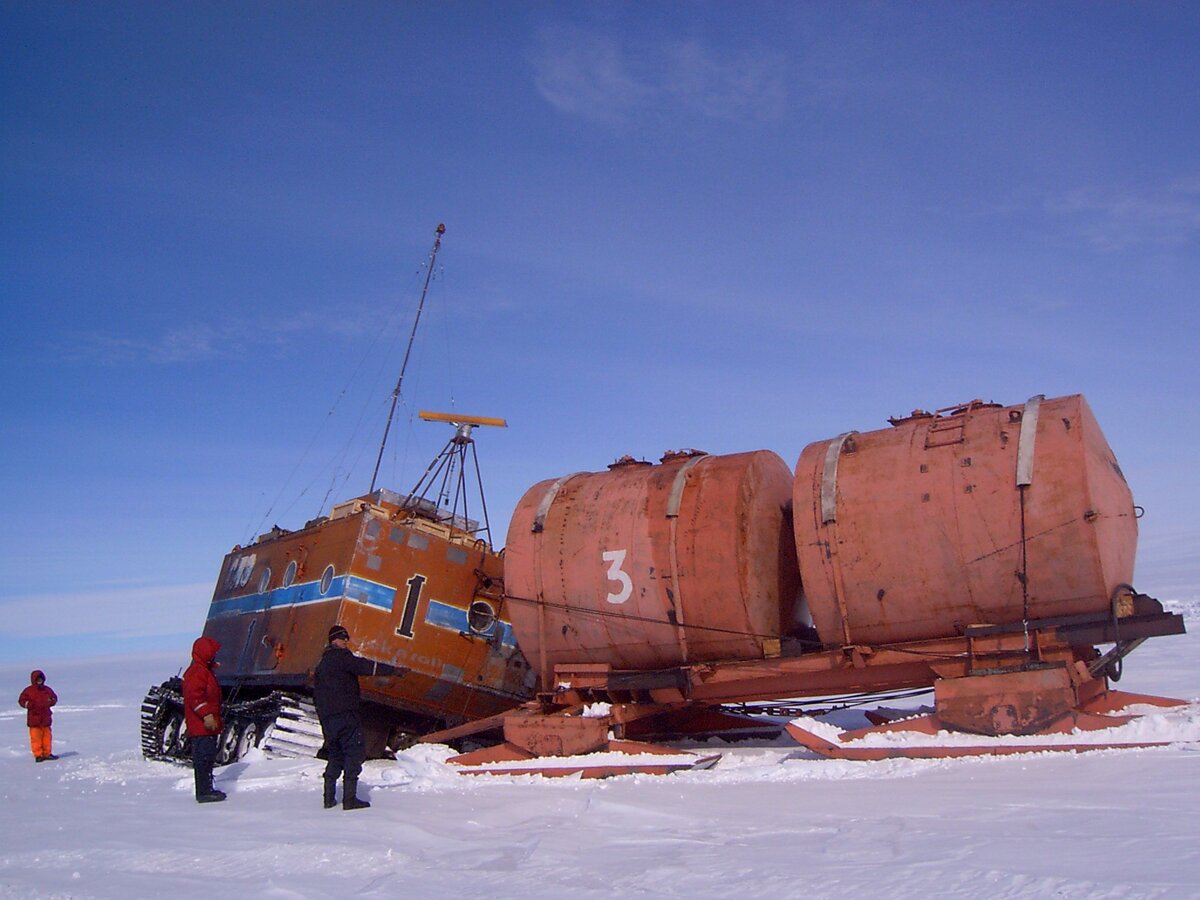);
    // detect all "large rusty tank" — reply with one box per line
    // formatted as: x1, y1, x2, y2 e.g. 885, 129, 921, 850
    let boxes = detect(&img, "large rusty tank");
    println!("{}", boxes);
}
504, 450, 801, 674
793, 394, 1138, 646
